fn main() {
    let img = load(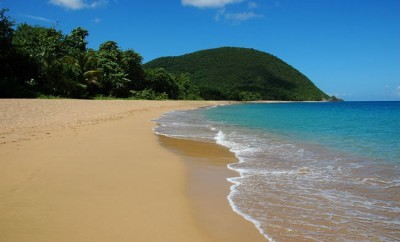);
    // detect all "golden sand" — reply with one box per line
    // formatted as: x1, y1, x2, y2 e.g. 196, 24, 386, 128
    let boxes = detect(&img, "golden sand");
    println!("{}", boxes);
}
0, 99, 264, 241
